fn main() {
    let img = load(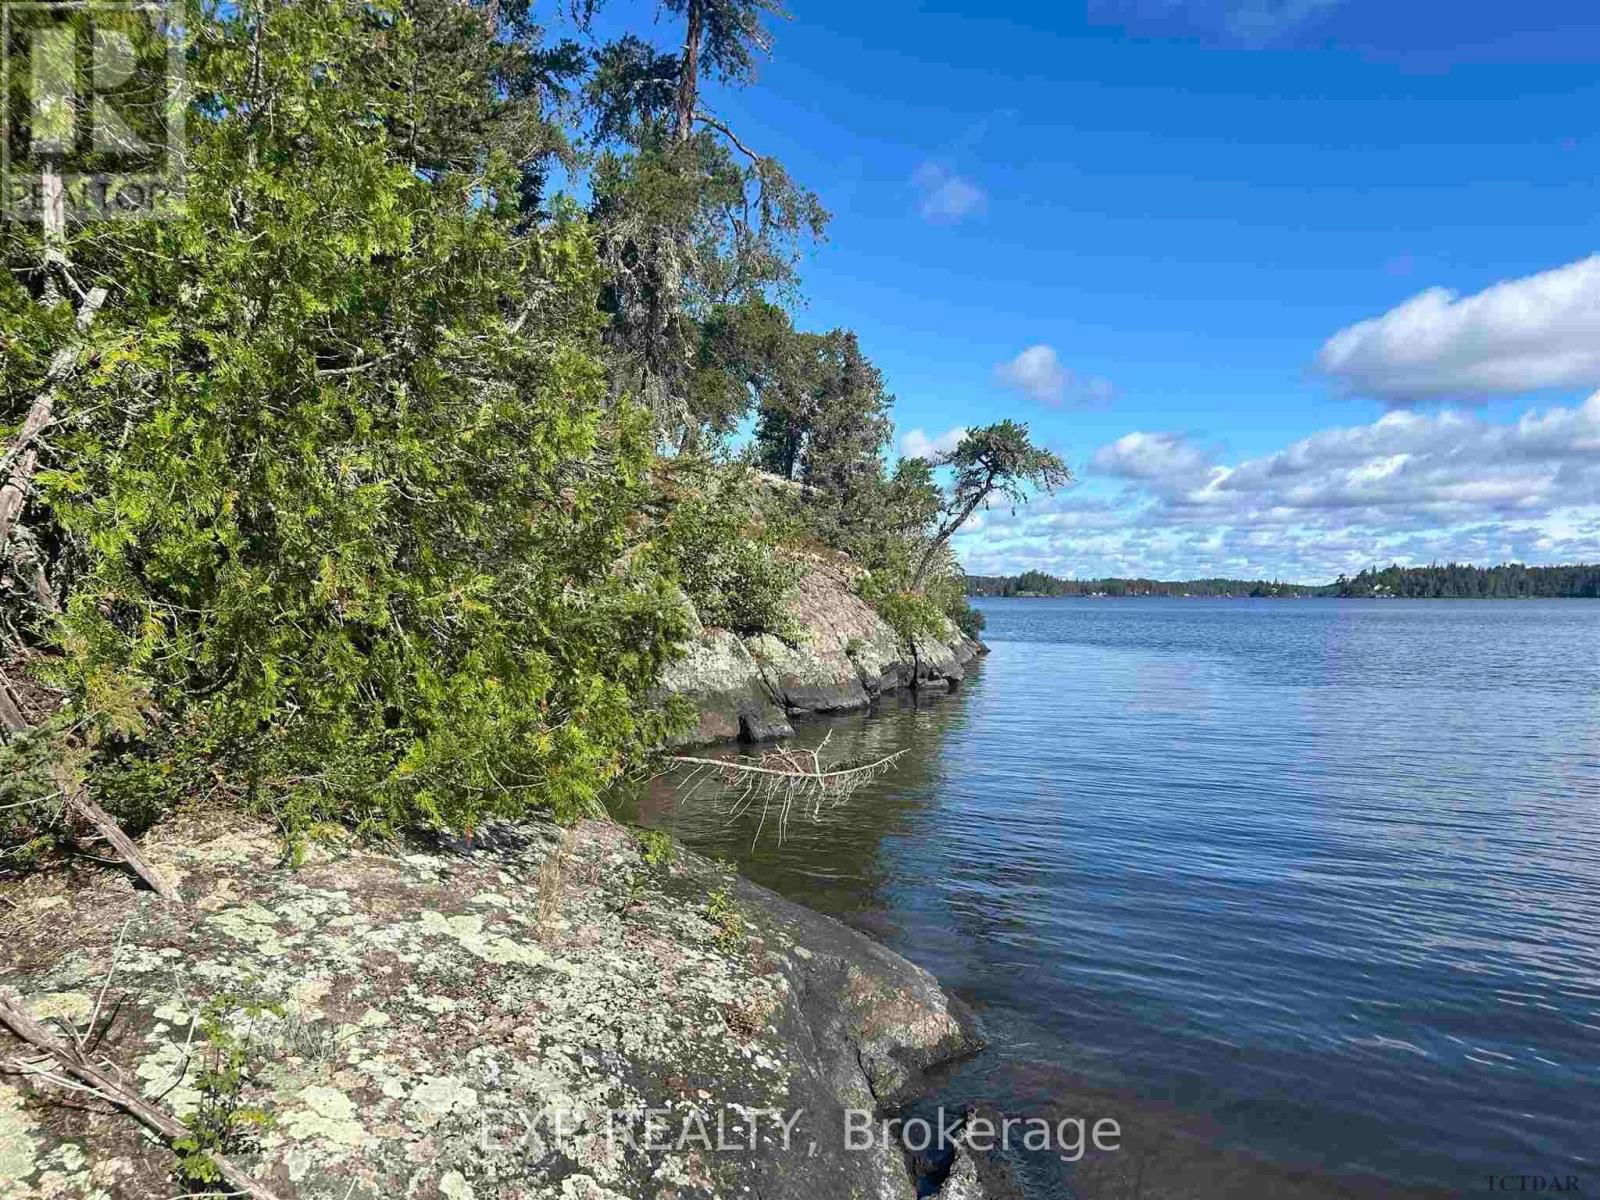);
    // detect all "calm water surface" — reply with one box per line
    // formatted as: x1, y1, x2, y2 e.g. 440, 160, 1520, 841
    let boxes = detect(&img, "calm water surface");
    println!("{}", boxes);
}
624, 599, 1600, 1196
